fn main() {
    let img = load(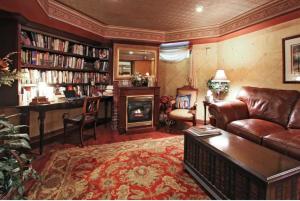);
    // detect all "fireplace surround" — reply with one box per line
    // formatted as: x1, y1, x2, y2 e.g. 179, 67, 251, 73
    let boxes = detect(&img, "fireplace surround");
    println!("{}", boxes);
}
127, 95, 154, 129
115, 86, 160, 134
